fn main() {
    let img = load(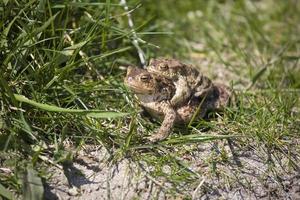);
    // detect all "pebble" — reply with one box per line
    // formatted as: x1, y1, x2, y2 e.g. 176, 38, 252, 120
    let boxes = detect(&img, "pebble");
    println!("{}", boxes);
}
68, 186, 80, 196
